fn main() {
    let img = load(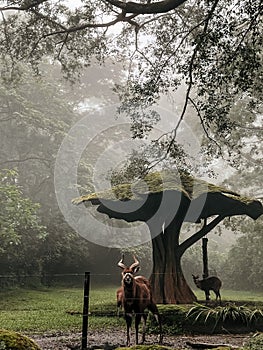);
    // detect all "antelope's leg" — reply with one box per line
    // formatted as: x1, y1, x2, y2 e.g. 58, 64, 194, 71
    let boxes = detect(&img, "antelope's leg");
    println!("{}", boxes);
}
141, 313, 147, 344
125, 313, 132, 346
135, 313, 142, 345
148, 304, 163, 344
155, 313, 163, 344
